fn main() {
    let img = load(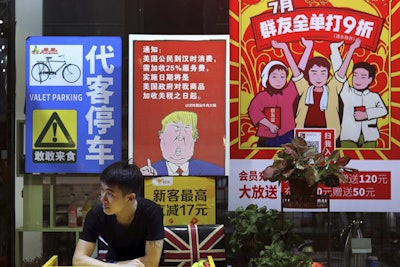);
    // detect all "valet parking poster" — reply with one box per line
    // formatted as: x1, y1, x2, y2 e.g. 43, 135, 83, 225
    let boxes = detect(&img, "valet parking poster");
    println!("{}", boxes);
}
229, 0, 400, 212
25, 36, 122, 173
